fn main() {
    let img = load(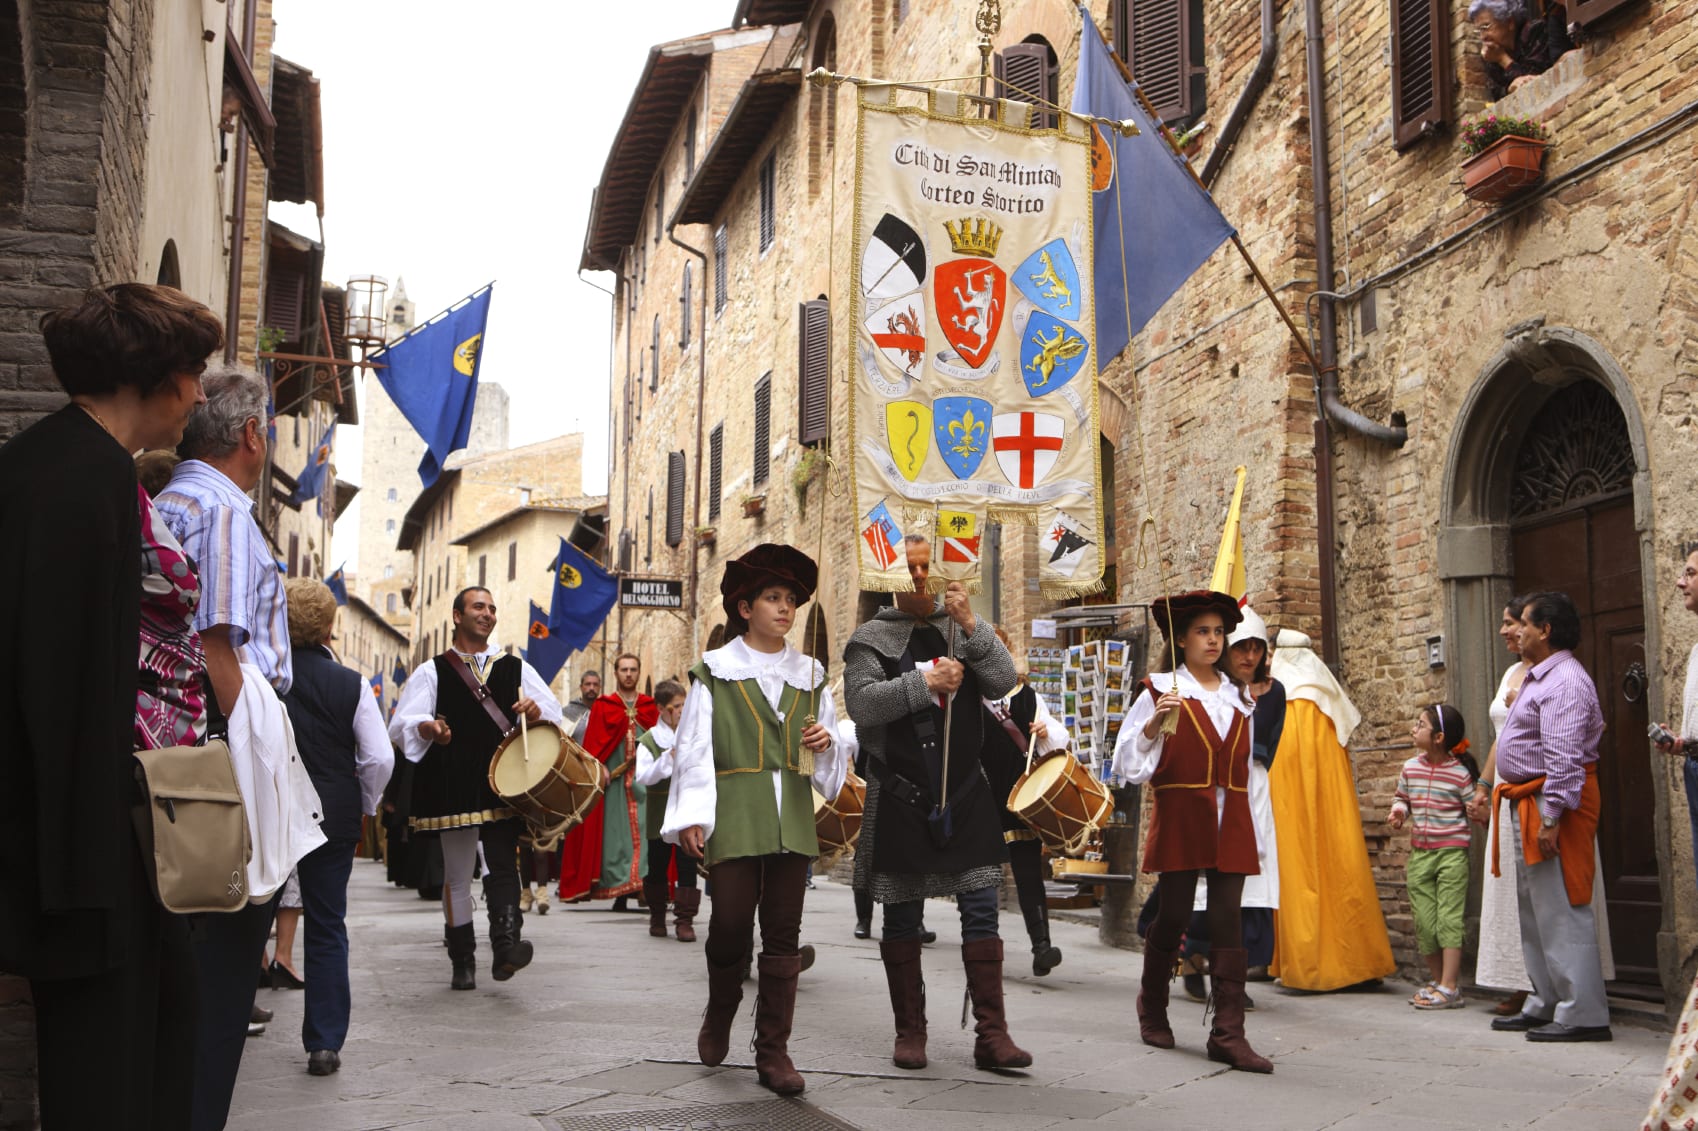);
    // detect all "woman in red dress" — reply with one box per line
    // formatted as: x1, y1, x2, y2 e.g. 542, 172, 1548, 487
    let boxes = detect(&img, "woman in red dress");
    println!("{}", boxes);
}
1112, 590, 1271, 1074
